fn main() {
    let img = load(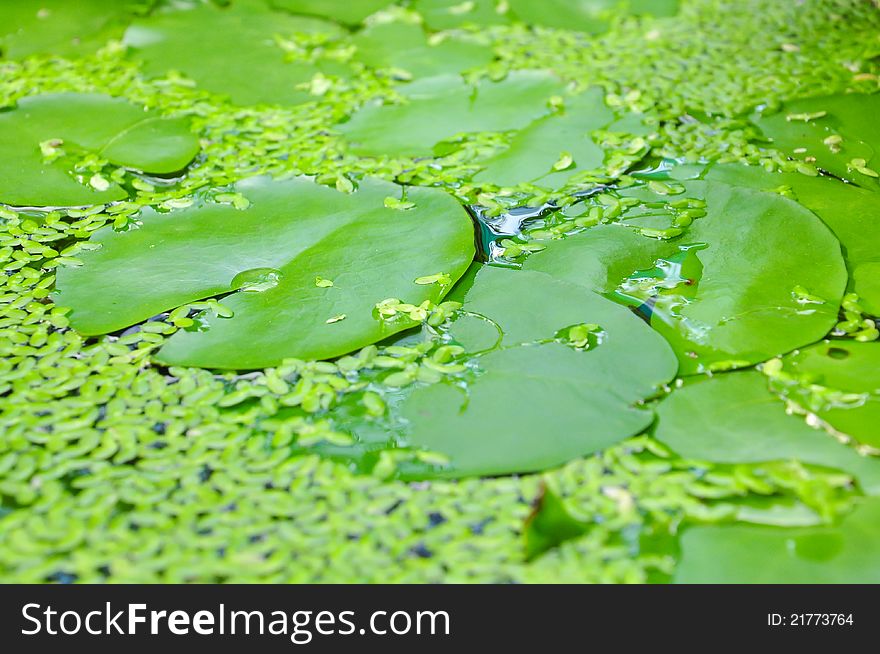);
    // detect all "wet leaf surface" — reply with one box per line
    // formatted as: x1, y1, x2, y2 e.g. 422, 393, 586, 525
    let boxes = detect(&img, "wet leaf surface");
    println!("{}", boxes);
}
0, 92, 199, 206
55, 176, 474, 368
